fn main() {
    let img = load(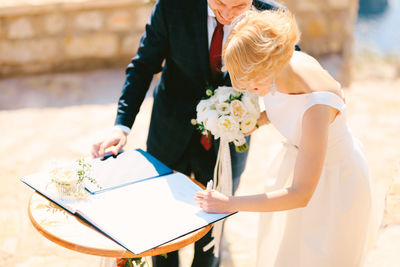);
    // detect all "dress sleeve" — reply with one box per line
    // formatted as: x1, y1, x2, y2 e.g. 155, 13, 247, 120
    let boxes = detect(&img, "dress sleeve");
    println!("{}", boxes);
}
304, 91, 346, 114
